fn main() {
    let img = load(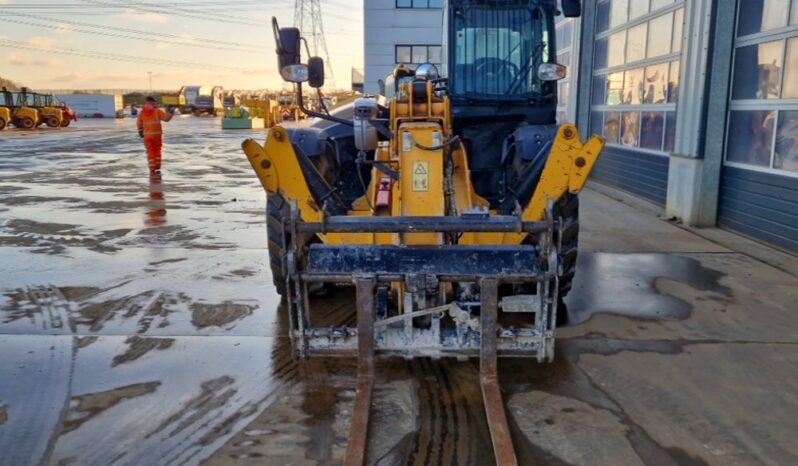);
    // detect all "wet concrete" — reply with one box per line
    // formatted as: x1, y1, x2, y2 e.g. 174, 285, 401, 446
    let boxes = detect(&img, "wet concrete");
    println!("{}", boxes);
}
2, 118, 798, 465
